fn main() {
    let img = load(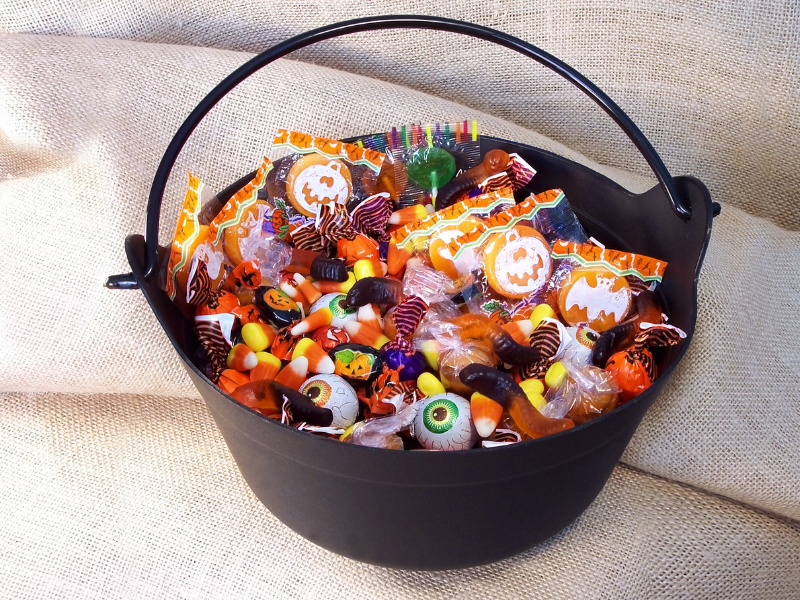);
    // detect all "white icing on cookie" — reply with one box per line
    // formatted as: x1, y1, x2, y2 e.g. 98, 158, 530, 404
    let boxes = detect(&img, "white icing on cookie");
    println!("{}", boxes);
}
564, 275, 631, 323
492, 231, 551, 295
291, 162, 350, 214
